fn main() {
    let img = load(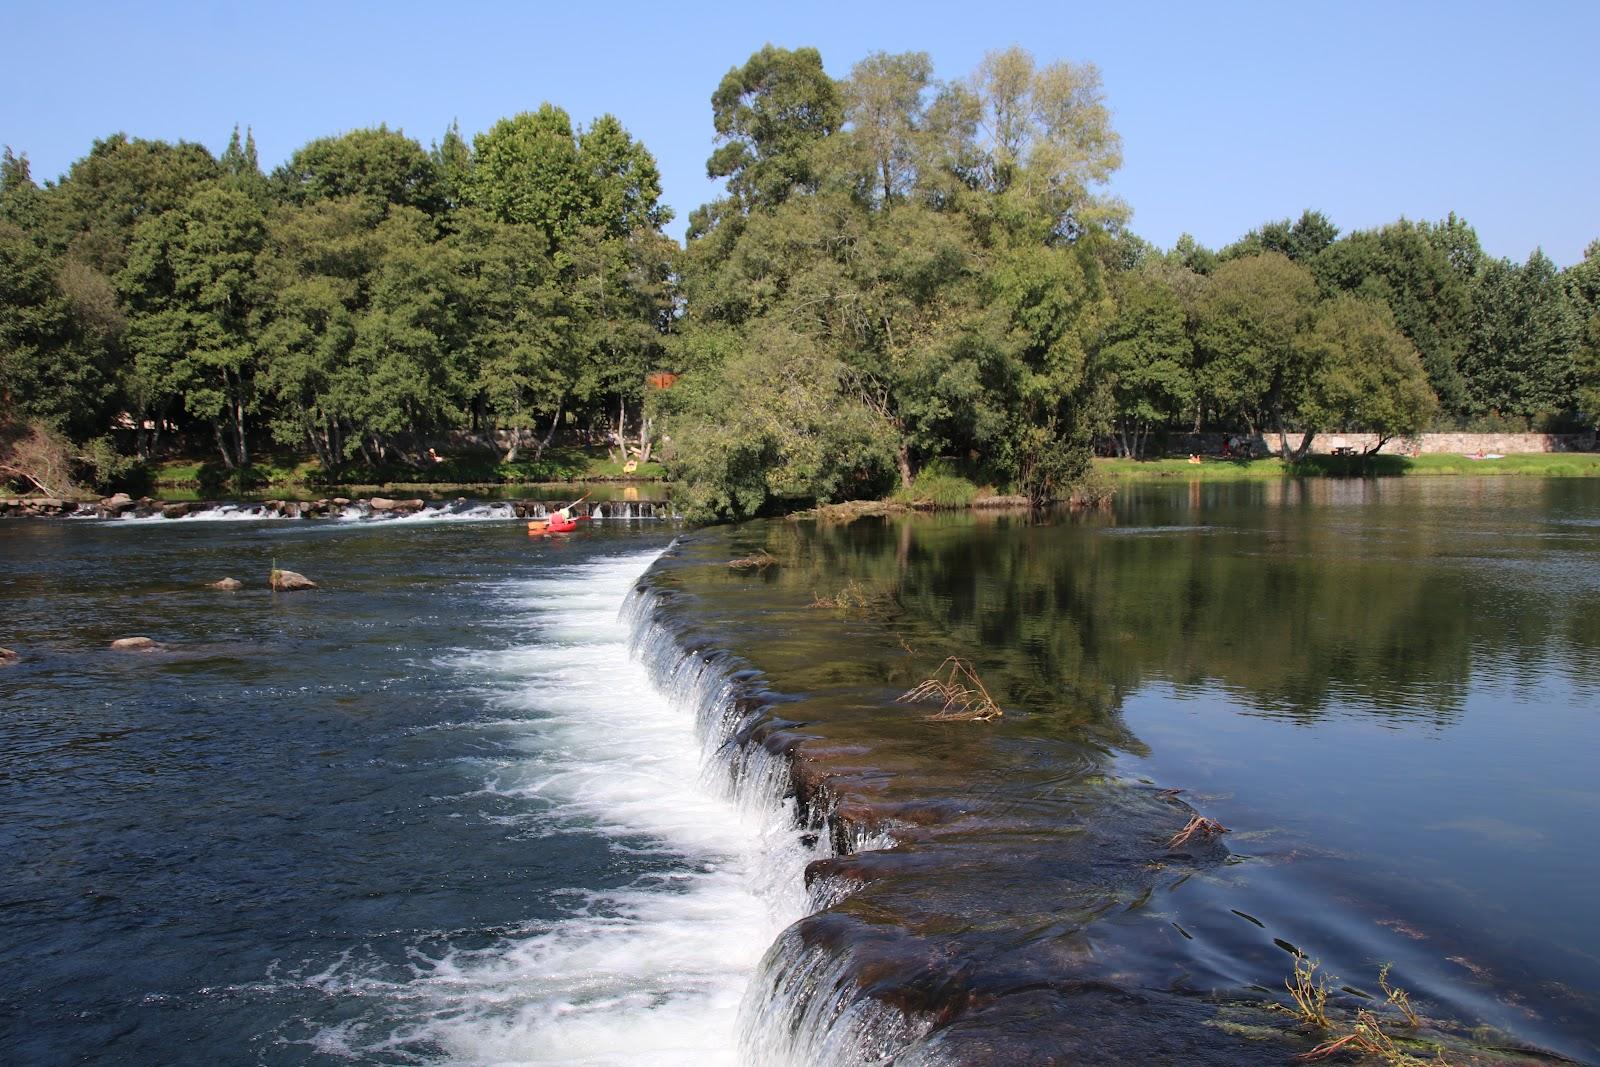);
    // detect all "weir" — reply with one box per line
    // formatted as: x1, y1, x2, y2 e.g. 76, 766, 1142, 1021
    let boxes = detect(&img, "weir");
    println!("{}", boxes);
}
618, 522, 1582, 1066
